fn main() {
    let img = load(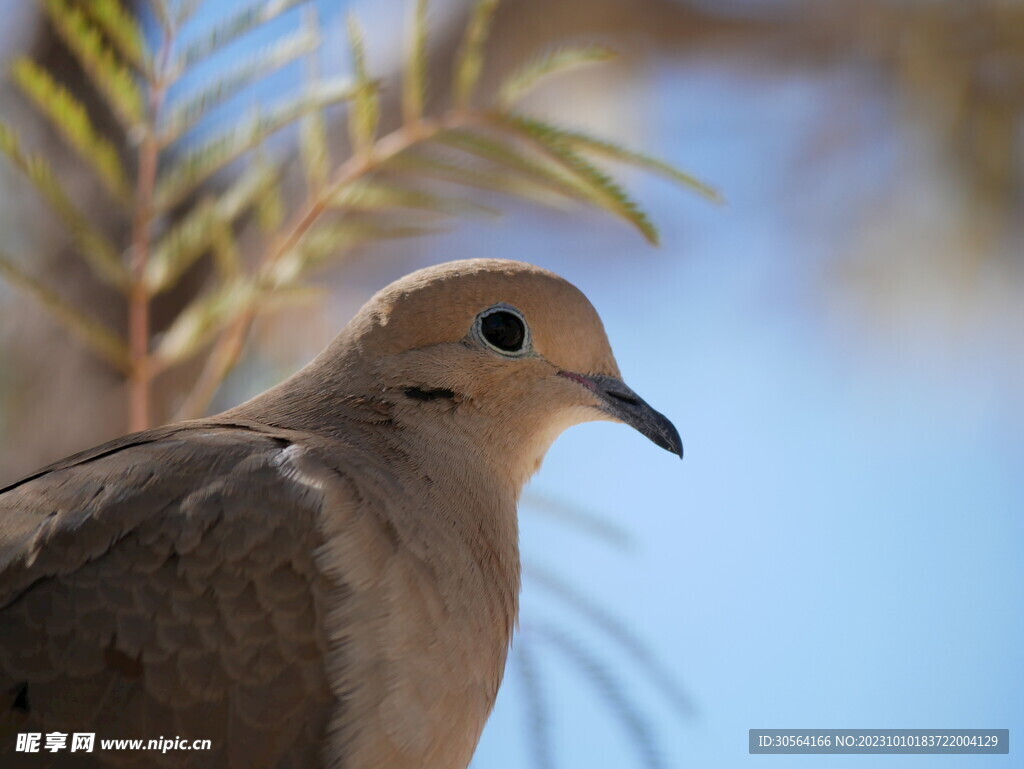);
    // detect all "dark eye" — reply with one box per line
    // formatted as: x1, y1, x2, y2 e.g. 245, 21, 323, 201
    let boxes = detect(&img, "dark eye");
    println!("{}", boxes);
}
480, 310, 526, 352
